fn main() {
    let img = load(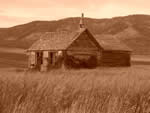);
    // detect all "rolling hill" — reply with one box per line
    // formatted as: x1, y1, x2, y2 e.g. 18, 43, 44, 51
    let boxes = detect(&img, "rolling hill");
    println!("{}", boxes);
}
0, 14, 150, 55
